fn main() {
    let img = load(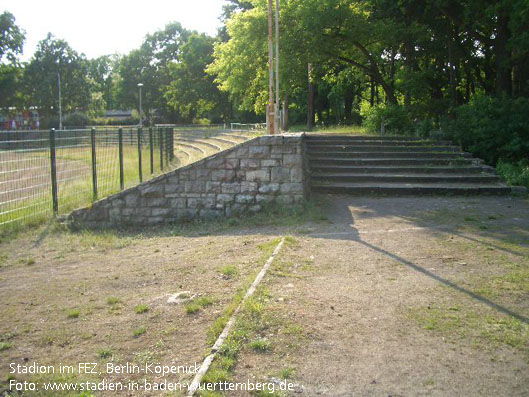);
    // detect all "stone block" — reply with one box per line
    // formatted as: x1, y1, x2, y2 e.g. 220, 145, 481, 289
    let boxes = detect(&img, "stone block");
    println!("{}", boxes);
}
139, 184, 164, 198
235, 194, 255, 204
212, 169, 236, 182
248, 145, 270, 159
125, 194, 139, 207
280, 183, 304, 194
225, 158, 240, 169
271, 167, 290, 183
240, 159, 260, 169
290, 167, 304, 183
185, 181, 206, 193
221, 183, 241, 194
217, 194, 235, 204
152, 208, 171, 217
111, 199, 125, 208
258, 183, 280, 194
260, 159, 279, 167
256, 194, 274, 204
206, 181, 222, 193
240, 181, 258, 194
246, 169, 270, 182
283, 154, 302, 167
